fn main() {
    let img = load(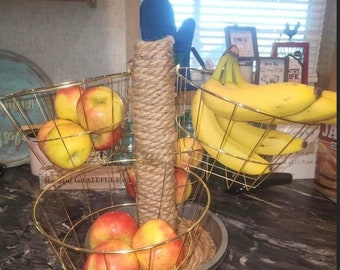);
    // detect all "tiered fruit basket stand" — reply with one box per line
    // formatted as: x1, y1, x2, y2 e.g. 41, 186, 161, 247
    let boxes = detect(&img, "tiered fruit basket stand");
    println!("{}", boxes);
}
1, 37, 335, 269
